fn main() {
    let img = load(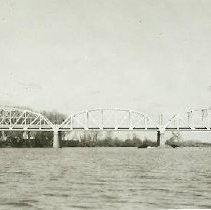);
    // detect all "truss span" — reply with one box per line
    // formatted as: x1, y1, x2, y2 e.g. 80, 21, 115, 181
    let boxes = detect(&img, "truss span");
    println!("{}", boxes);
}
164, 108, 211, 131
0, 107, 54, 131
59, 108, 159, 131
